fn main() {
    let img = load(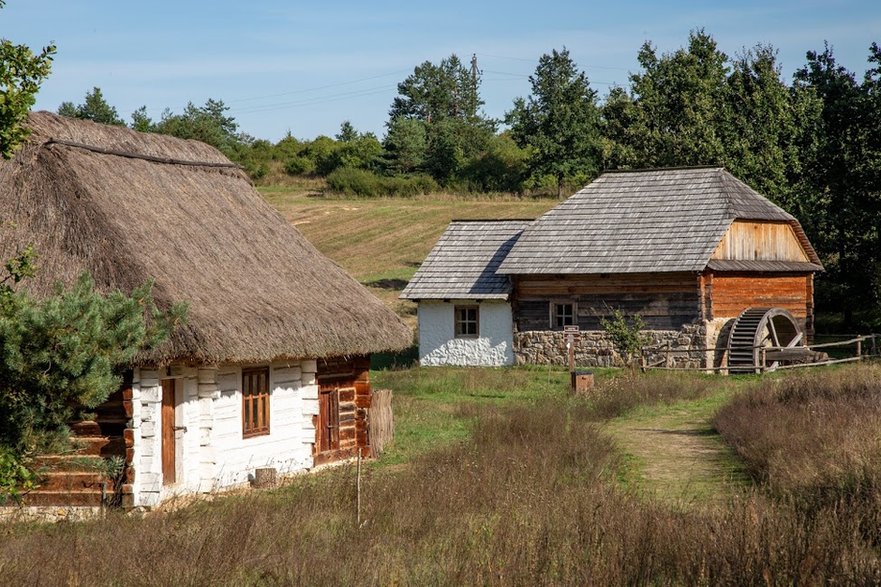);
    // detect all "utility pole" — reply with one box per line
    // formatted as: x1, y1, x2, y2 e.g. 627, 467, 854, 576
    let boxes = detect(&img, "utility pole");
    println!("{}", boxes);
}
470, 53, 479, 117
471, 53, 478, 86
